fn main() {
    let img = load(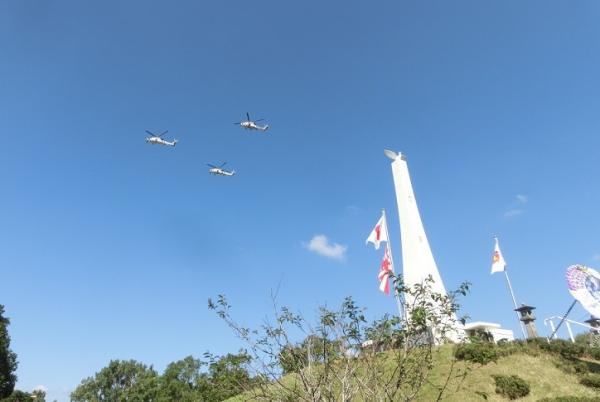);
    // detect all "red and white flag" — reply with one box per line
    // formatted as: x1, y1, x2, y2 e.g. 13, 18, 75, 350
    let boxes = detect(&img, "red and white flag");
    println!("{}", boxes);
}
378, 246, 393, 295
366, 214, 388, 250
491, 237, 506, 274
